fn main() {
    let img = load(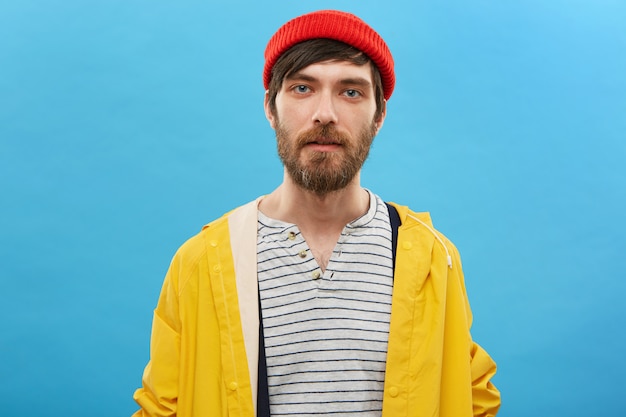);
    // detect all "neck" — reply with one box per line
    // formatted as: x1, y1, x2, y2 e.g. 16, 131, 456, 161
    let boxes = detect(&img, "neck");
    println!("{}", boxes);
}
259, 172, 370, 230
